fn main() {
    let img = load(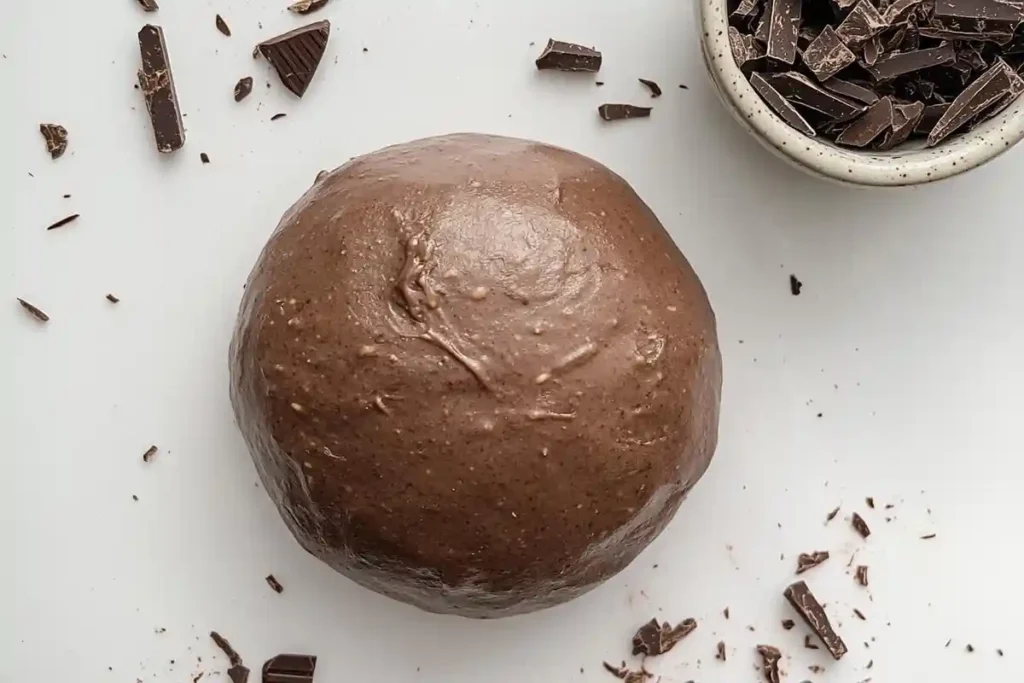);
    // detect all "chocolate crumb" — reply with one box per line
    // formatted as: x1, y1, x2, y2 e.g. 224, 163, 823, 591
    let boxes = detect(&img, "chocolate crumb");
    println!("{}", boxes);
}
945, 639, 952, 648
757, 645, 782, 683
39, 123, 68, 159
215, 14, 231, 36
851, 512, 871, 538
106, 294, 120, 303
142, 445, 158, 462
200, 152, 210, 164
136, 0, 158, 11
596, 81, 605, 86
46, 213, 79, 231
679, 84, 689, 89
17, 298, 49, 322
132, 494, 139, 501
866, 497, 875, 508
639, 78, 663, 97
853, 608, 866, 620
716, 641, 727, 661
966, 644, 975, 653
782, 619, 796, 630
63, 194, 71, 198
723, 607, 730, 619
265, 574, 284, 593
805, 634, 820, 649
796, 550, 830, 574
826, 506, 841, 523
855, 565, 869, 586
632, 617, 698, 656
789, 274, 802, 295
997, 649, 1004, 656
234, 77, 254, 102
288, 0, 330, 15
809, 665, 824, 673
